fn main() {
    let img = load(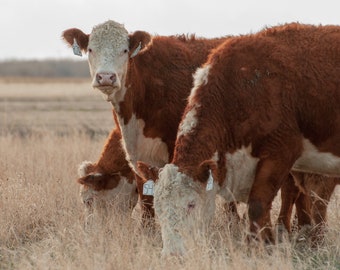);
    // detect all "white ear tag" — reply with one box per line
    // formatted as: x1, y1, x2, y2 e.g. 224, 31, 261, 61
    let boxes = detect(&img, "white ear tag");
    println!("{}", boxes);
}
143, 180, 154, 196
72, 38, 82, 56
206, 170, 214, 191
130, 41, 142, 58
